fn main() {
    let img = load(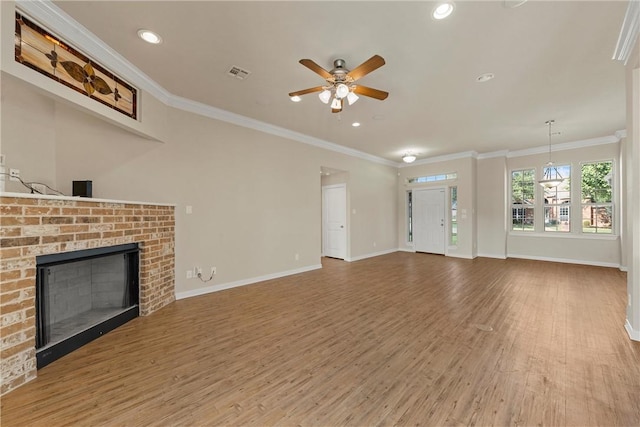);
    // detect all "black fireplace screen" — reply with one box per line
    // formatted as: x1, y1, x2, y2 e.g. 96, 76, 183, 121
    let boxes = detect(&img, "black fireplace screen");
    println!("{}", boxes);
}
35, 243, 139, 368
